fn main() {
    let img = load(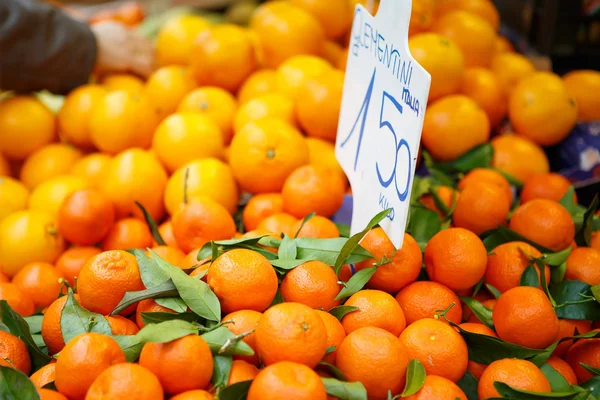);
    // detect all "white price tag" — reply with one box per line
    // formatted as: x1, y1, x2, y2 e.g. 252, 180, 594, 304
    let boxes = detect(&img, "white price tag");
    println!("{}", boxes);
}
335, 0, 431, 248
